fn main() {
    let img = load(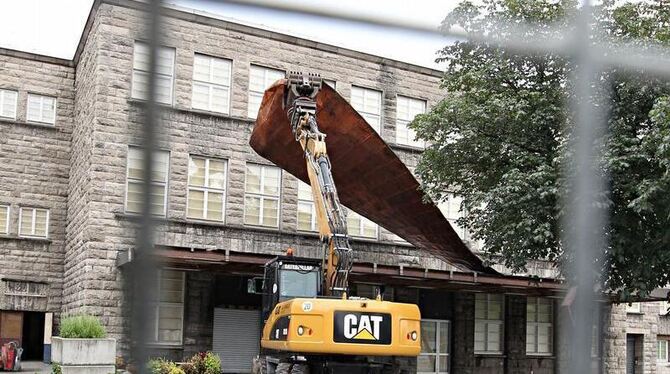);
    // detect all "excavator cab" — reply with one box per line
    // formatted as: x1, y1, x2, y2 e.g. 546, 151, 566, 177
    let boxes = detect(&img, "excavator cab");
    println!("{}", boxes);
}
261, 256, 323, 323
